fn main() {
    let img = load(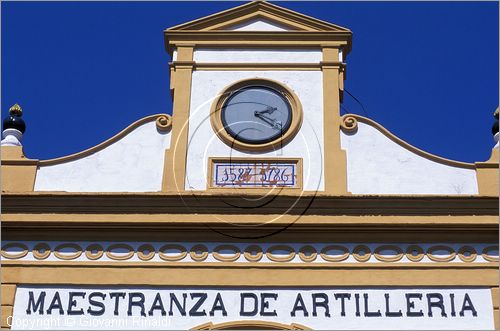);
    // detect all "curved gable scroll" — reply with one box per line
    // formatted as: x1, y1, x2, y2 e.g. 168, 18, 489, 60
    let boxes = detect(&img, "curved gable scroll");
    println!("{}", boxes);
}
340, 114, 479, 195
34, 114, 172, 193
